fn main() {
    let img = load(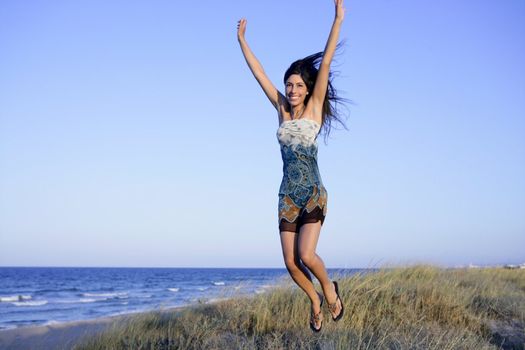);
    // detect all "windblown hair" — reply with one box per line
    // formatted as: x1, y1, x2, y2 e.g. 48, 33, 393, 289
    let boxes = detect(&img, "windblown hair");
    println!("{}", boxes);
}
283, 45, 349, 141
